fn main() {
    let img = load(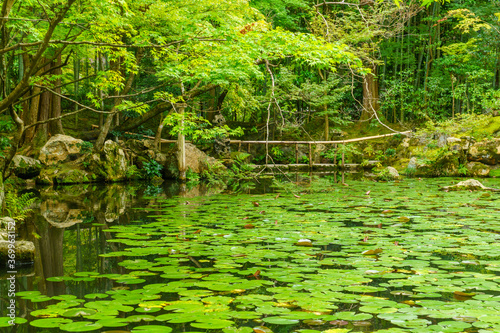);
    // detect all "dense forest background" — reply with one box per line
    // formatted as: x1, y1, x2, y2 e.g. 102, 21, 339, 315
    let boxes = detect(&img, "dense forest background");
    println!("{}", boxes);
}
0, 0, 499, 177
